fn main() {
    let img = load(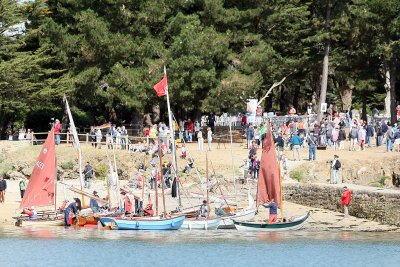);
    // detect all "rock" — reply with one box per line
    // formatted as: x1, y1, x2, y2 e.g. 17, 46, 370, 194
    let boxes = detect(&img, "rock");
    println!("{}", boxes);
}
5, 170, 25, 180
21, 167, 33, 176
